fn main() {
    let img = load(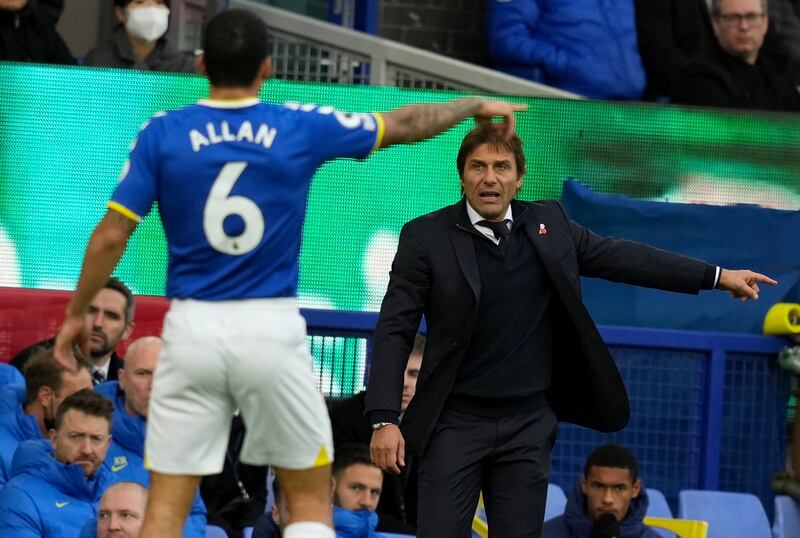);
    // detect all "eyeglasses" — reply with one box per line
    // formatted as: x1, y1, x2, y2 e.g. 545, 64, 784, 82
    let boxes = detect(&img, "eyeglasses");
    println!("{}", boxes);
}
715, 12, 766, 25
